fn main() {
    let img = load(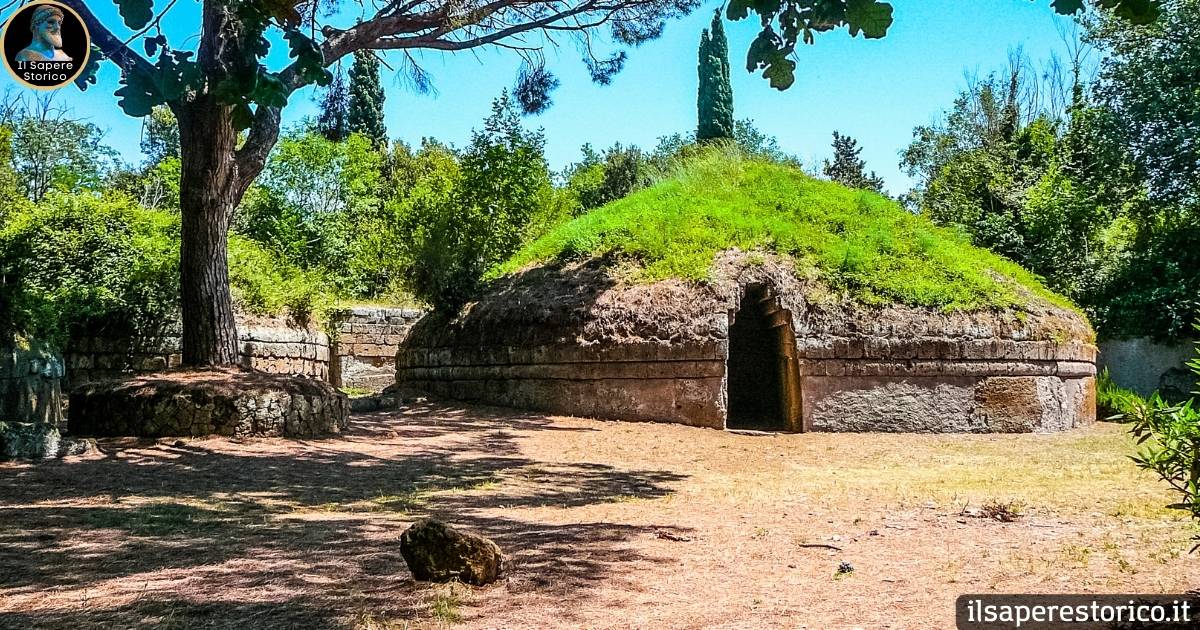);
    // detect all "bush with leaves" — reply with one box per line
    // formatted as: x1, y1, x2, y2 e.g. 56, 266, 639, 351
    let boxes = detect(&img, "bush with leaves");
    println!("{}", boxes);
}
563, 143, 650, 212
236, 130, 384, 295
652, 118, 798, 171
0, 190, 333, 348
401, 94, 551, 311
0, 192, 179, 347
902, 56, 1142, 306
227, 235, 333, 320
1123, 333, 1200, 552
